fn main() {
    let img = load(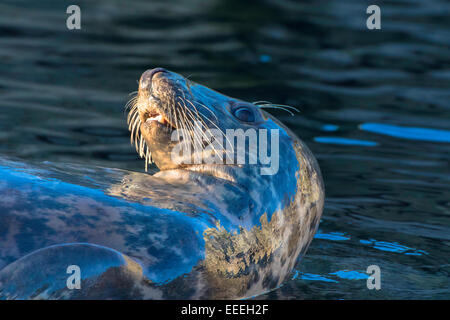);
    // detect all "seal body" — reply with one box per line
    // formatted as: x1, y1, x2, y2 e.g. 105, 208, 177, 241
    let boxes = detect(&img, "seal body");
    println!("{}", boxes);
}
0, 69, 324, 299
